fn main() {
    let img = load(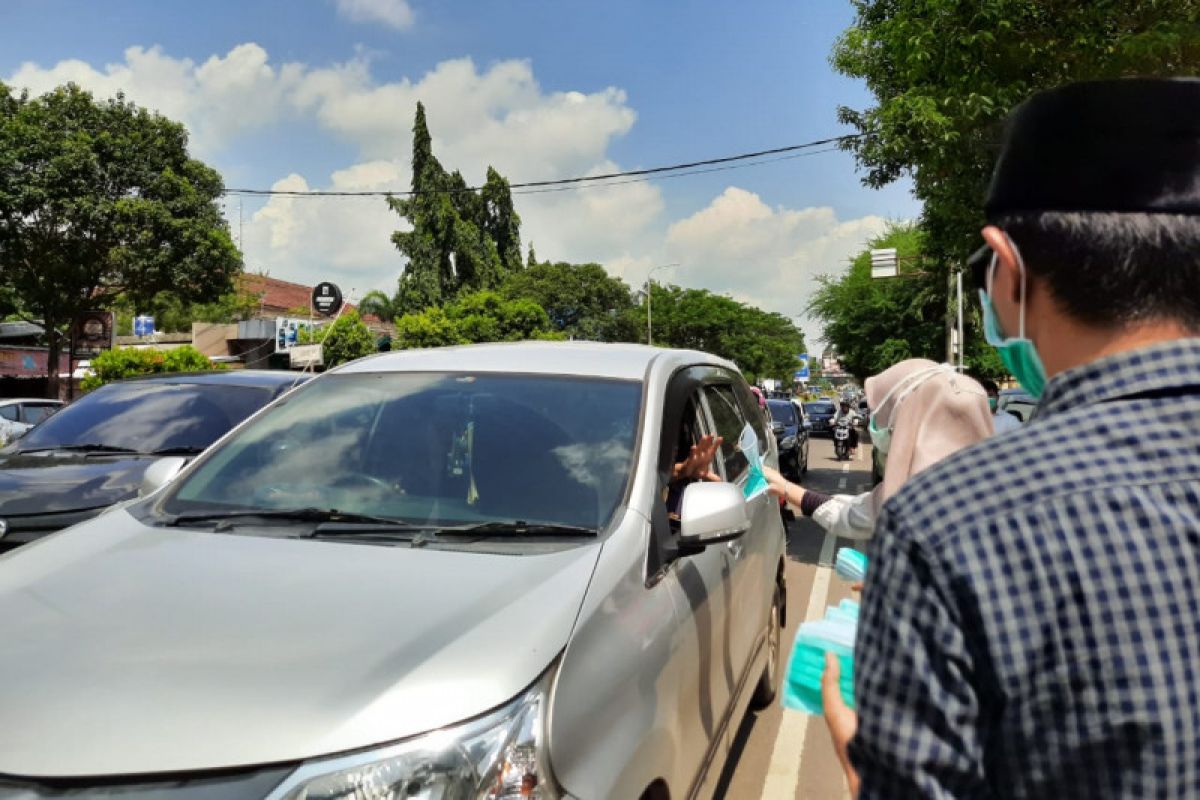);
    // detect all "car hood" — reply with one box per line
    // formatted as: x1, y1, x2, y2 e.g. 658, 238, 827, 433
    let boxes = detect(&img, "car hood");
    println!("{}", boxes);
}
0, 452, 154, 516
0, 511, 602, 777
